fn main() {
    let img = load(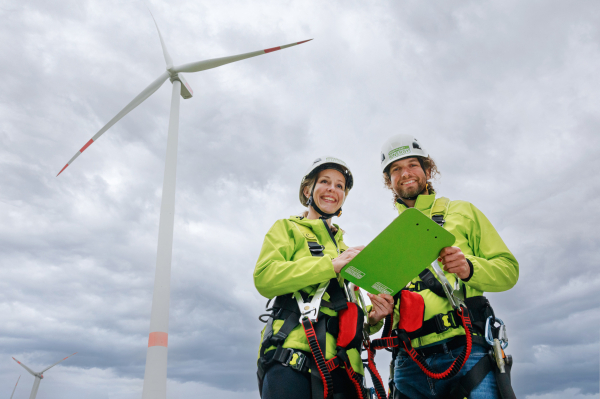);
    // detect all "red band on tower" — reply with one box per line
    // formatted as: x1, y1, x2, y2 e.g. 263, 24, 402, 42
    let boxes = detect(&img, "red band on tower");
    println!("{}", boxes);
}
148, 332, 168, 347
